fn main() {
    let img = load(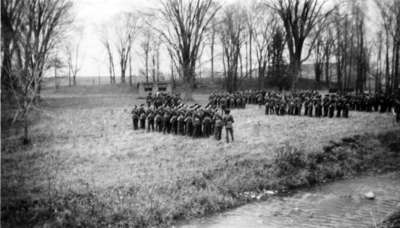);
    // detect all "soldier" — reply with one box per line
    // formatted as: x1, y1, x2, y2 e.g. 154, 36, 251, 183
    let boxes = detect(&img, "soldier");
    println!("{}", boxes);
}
214, 112, 223, 141
394, 97, 400, 124
280, 100, 287, 116
257, 93, 263, 108
155, 110, 163, 132
323, 95, 329, 117
139, 110, 146, 129
315, 99, 322, 117
185, 112, 193, 136
343, 101, 350, 118
265, 99, 271, 115
163, 109, 171, 134
170, 111, 178, 134
307, 100, 313, 117
220, 96, 227, 111
177, 111, 185, 135
328, 101, 335, 118
192, 112, 202, 138
203, 112, 212, 137
146, 93, 152, 107
147, 108, 155, 132
295, 98, 302, 116
223, 109, 234, 143
131, 105, 139, 130
336, 99, 342, 118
